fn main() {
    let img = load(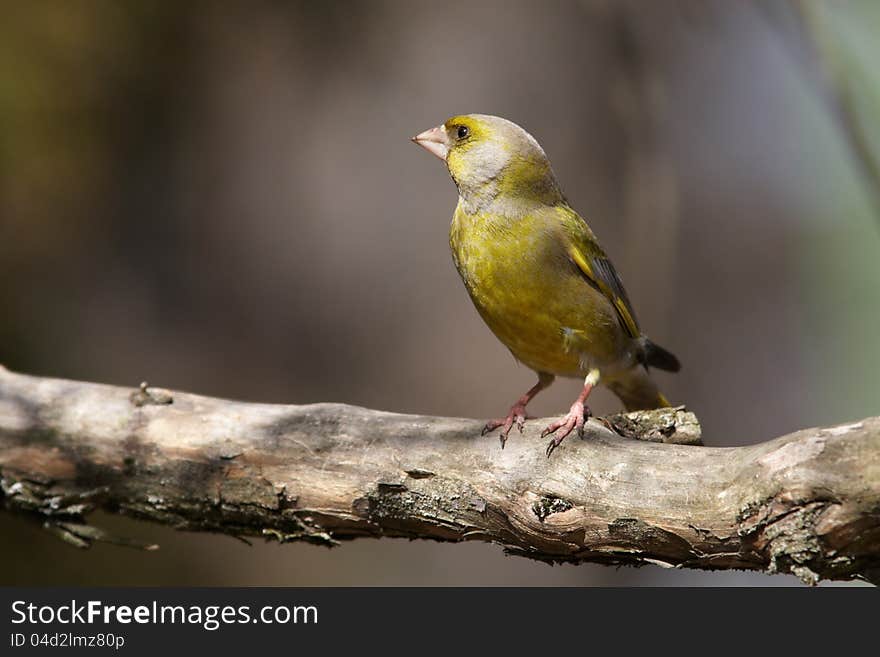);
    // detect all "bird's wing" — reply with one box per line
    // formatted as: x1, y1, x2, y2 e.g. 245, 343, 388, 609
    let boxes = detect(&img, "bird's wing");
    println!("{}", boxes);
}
562, 209, 641, 339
